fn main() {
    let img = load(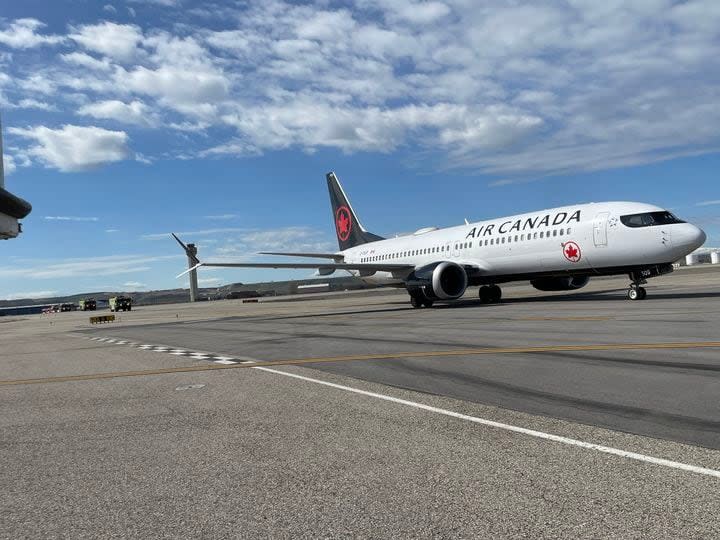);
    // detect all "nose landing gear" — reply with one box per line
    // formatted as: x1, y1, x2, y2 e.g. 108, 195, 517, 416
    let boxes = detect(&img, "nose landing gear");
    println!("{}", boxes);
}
628, 272, 647, 301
